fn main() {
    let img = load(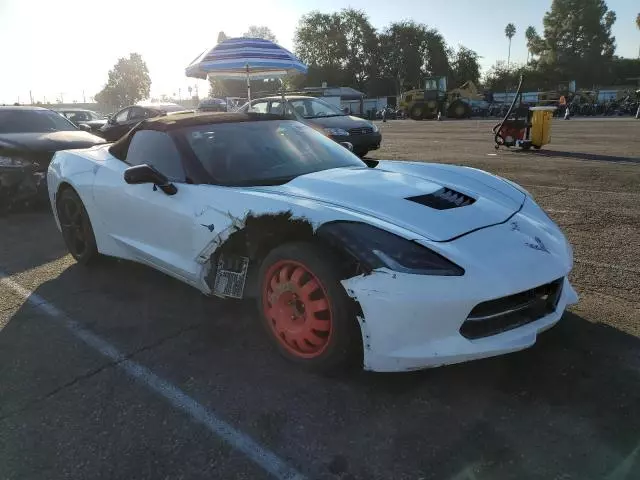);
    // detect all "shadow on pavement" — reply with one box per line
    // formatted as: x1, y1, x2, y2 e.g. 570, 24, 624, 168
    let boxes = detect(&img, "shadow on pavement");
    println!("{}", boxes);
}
1, 256, 639, 479
0, 211, 68, 276
519, 149, 640, 164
